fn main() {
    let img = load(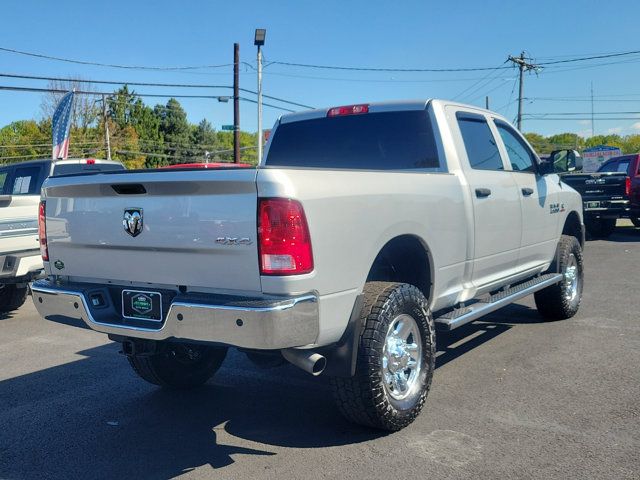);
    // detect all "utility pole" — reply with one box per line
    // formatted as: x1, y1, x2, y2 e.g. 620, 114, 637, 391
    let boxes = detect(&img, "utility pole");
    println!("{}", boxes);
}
254, 29, 266, 164
233, 43, 240, 164
485, 96, 489, 110
101, 94, 111, 160
590, 81, 595, 137
508, 51, 540, 131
